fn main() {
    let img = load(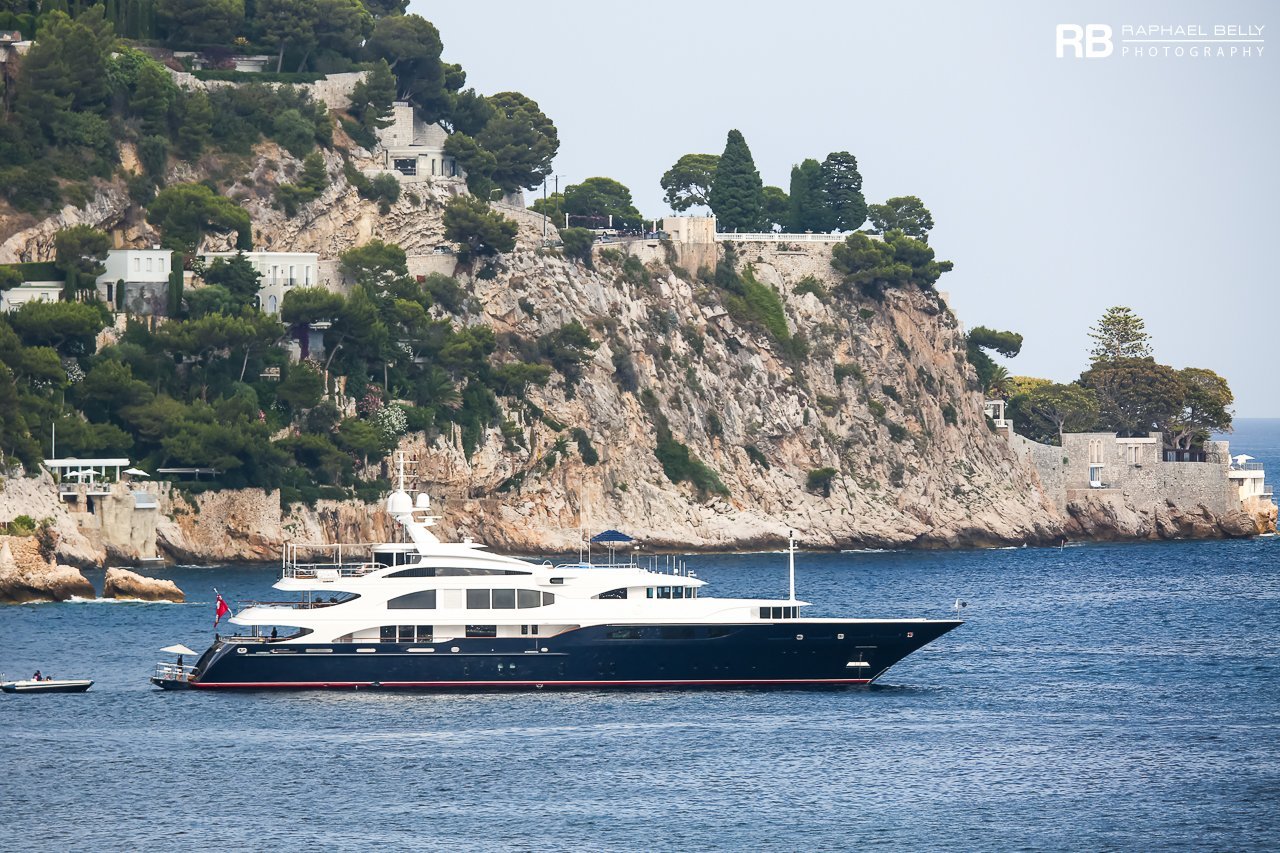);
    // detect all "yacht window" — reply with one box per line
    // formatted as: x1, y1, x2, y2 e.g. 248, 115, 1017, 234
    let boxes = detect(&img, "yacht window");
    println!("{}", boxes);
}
520, 624, 539, 635
659, 626, 695, 640
380, 625, 396, 642
388, 590, 437, 609
466, 589, 491, 609
657, 587, 672, 599
608, 627, 644, 640
517, 589, 541, 608
466, 625, 496, 638
387, 566, 529, 578
541, 592, 555, 605
492, 589, 516, 609
397, 625, 415, 643
646, 588, 654, 599
550, 577, 565, 584
416, 626, 433, 642
597, 588, 628, 599
673, 587, 685, 599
